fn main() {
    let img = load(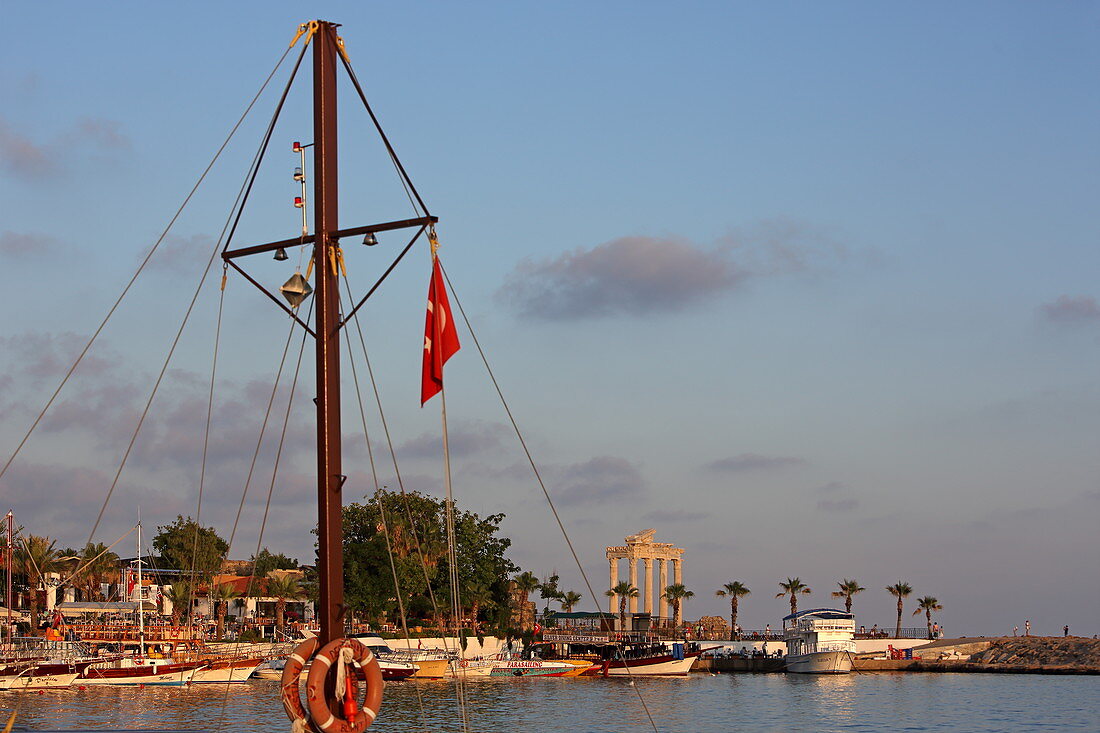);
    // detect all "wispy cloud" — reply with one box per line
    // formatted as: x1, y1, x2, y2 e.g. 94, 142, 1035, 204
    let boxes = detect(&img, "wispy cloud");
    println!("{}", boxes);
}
396, 421, 509, 461
817, 498, 858, 513
0, 116, 130, 180
704, 453, 805, 473
497, 236, 743, 320
497, 218, 848, 321
1040, 295, 1100, 323
641, 508, 708, 522
550, 456, 644, 506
